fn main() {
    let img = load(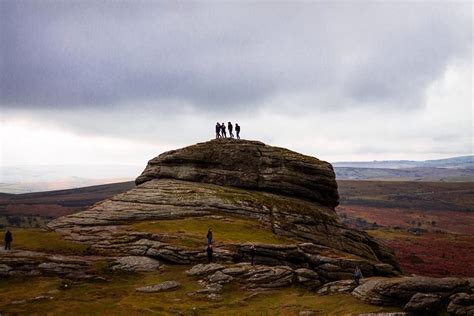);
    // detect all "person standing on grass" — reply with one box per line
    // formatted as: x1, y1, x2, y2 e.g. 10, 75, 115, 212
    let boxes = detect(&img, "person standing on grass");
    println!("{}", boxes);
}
354, 266, 363, 285
207, 228, 213, 245
250, 244, 256, 265
235, 123, 241, 139
4, 230, 12, 250
206, 244, 213, 263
